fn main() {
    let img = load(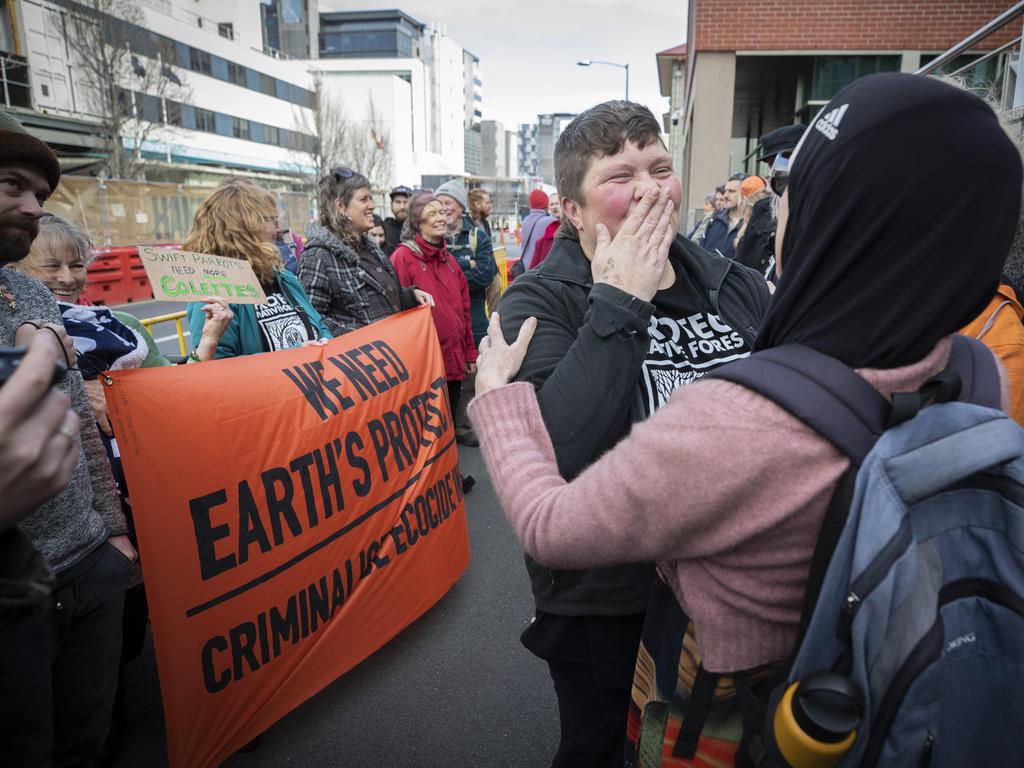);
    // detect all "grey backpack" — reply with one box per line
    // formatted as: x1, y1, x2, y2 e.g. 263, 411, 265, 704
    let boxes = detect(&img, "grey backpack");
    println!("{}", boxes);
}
708, 336, 1024, 767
